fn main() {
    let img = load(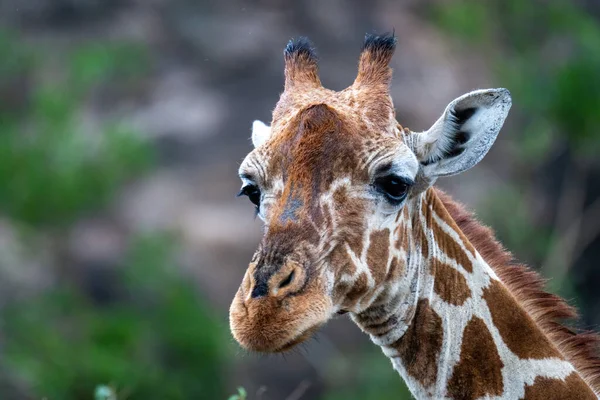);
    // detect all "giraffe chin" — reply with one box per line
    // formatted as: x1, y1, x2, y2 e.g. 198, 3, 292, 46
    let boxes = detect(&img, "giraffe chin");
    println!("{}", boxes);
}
230, 314, 326, 353
229, 298, 331, 353
272, 324, 322, 353
234, 322, 323, 354
229, 283, 333, 353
